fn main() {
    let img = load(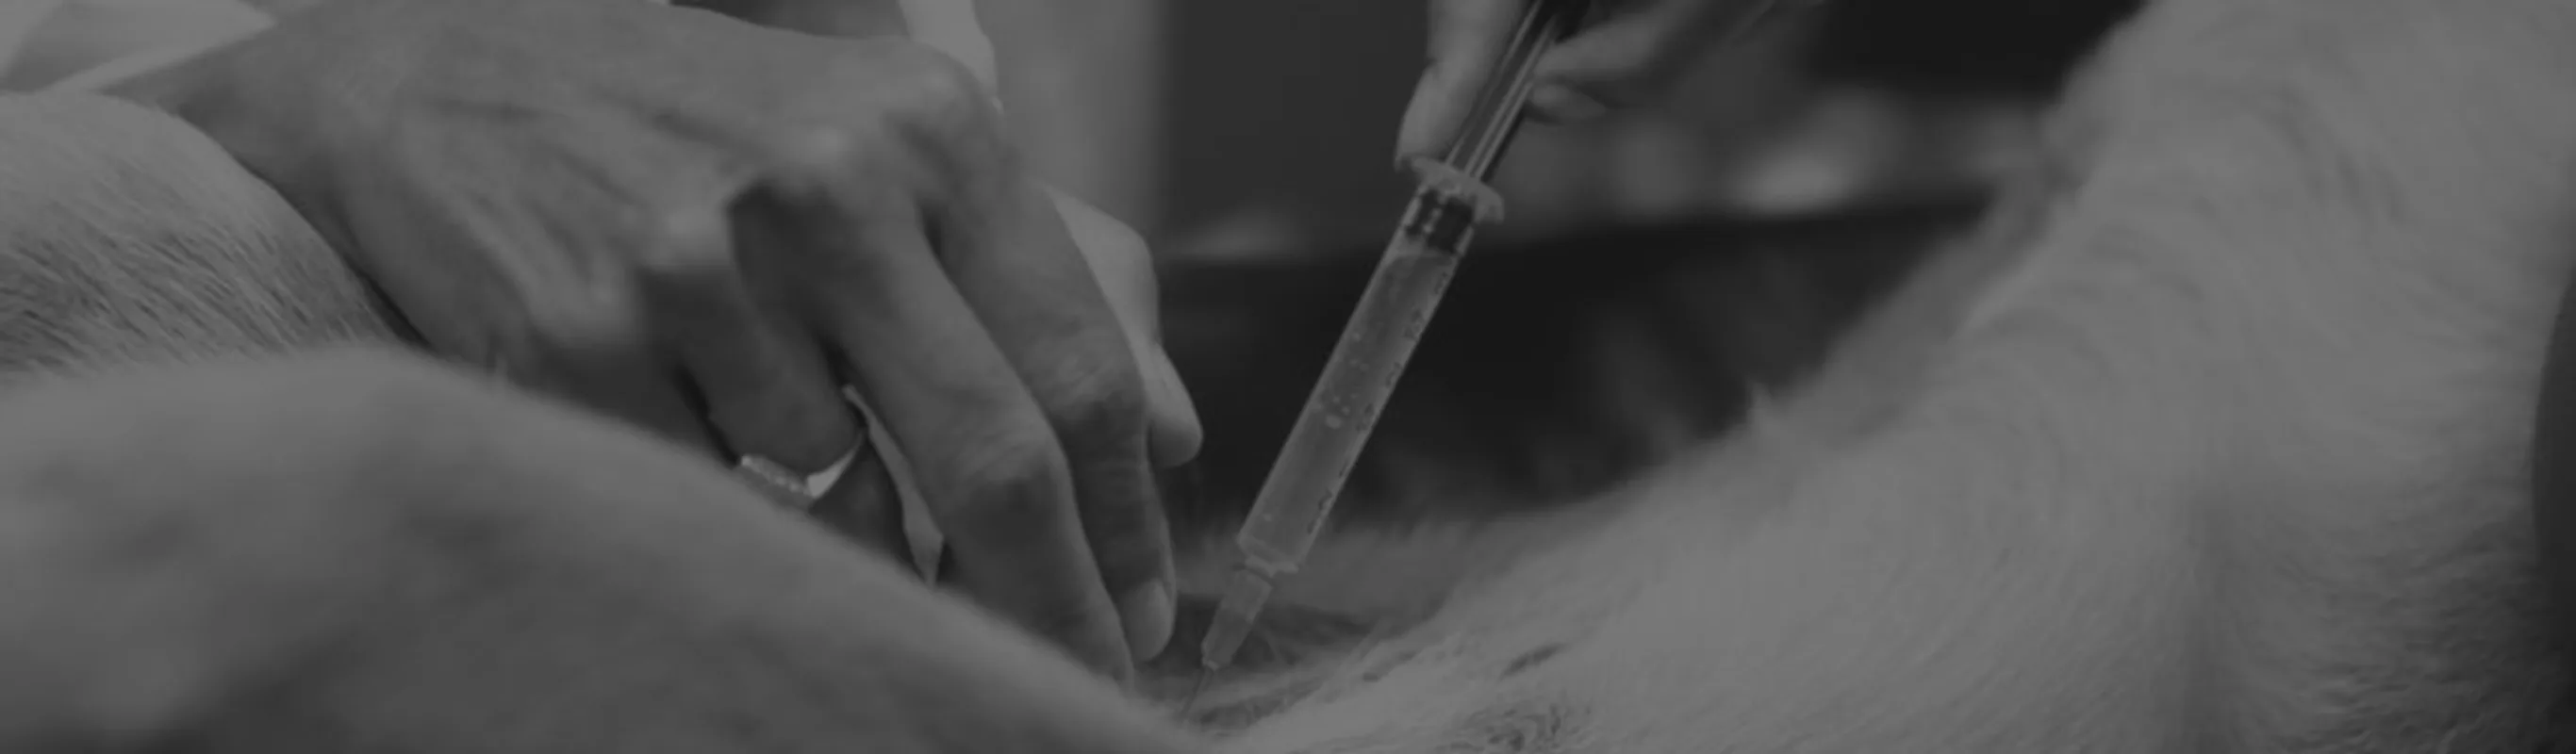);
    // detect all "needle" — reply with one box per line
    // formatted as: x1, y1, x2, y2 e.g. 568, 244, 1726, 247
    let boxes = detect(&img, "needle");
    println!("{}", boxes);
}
1179, 671, 1213, 718
1179, 0, 1594, 716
